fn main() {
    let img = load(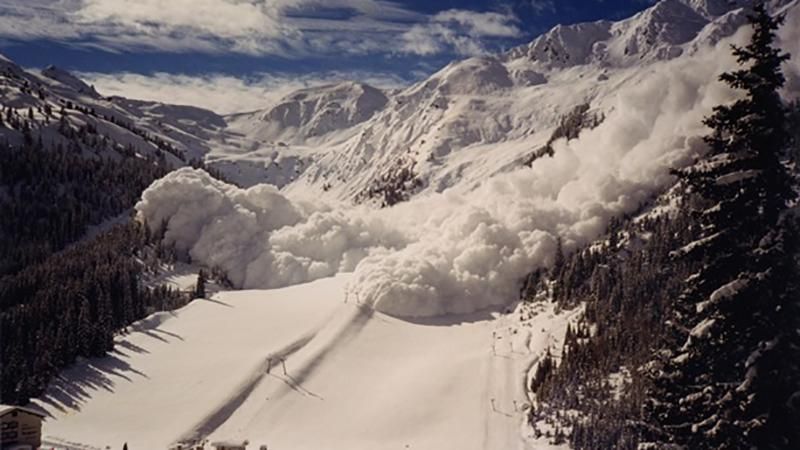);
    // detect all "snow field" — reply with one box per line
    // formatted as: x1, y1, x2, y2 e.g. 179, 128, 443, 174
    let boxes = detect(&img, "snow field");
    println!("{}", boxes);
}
36, 275, 574, 450
35, 276, 346, 449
